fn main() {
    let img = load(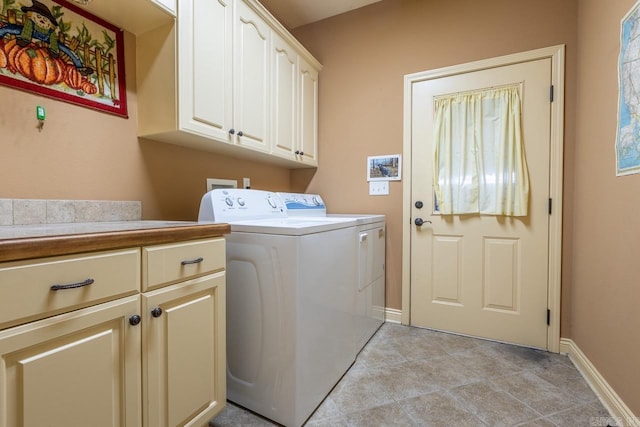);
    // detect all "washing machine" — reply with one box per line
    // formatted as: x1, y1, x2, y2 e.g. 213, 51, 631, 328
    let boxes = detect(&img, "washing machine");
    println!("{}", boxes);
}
278, 192, 386, 352
198, 189, 371, 427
